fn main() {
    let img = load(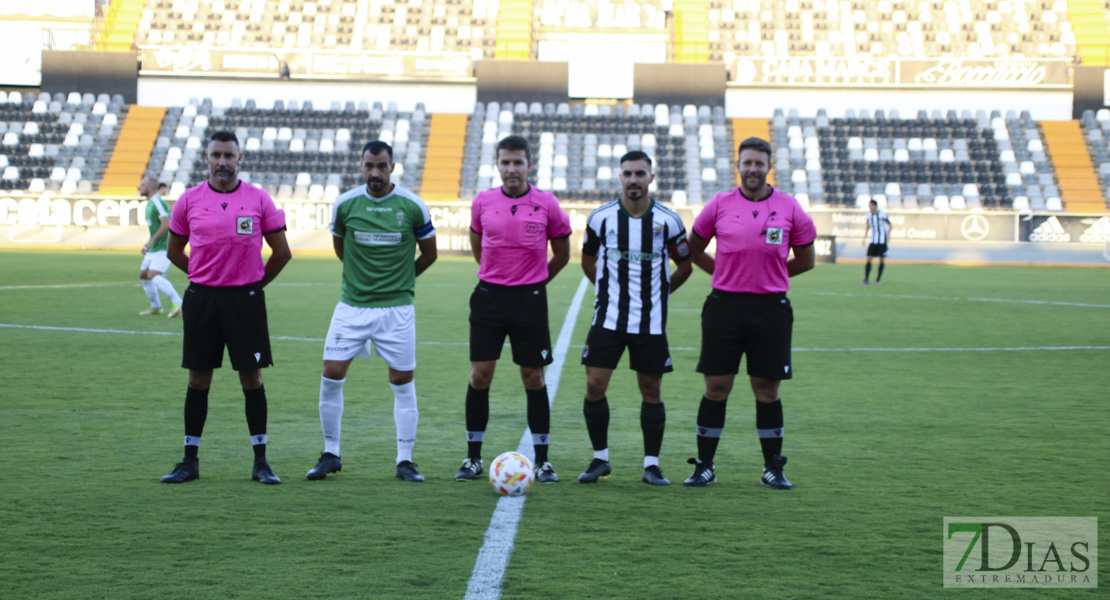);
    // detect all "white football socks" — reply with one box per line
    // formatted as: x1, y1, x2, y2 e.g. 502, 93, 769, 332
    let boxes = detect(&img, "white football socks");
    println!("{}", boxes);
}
151, 275, 181, 304
141, 279, 160, 309
319, 376, 345, 456
391, 381, 418, 464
